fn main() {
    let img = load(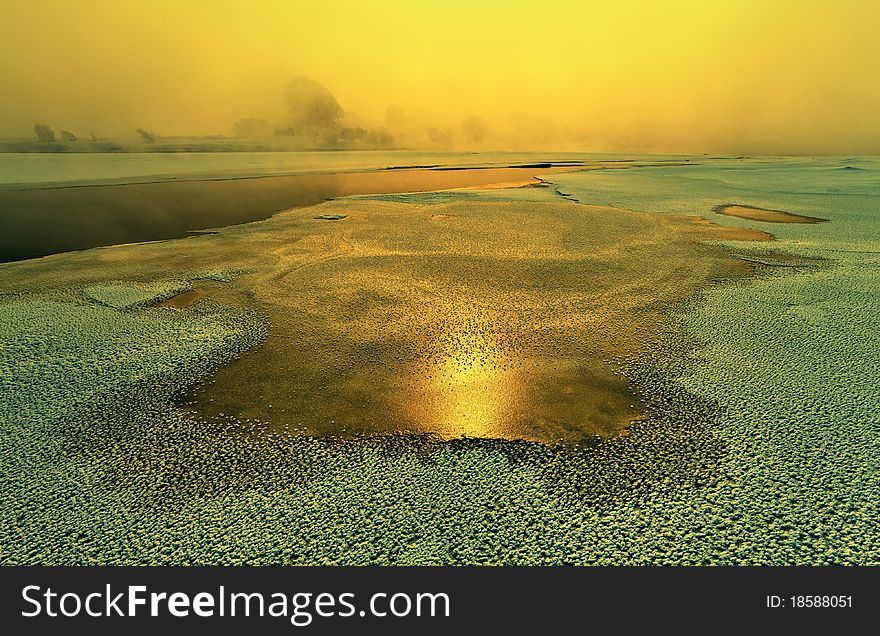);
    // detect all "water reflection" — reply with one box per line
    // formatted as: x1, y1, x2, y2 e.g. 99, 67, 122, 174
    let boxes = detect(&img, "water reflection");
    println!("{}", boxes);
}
0, 165, 573, 262
412, 325, 524, 439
